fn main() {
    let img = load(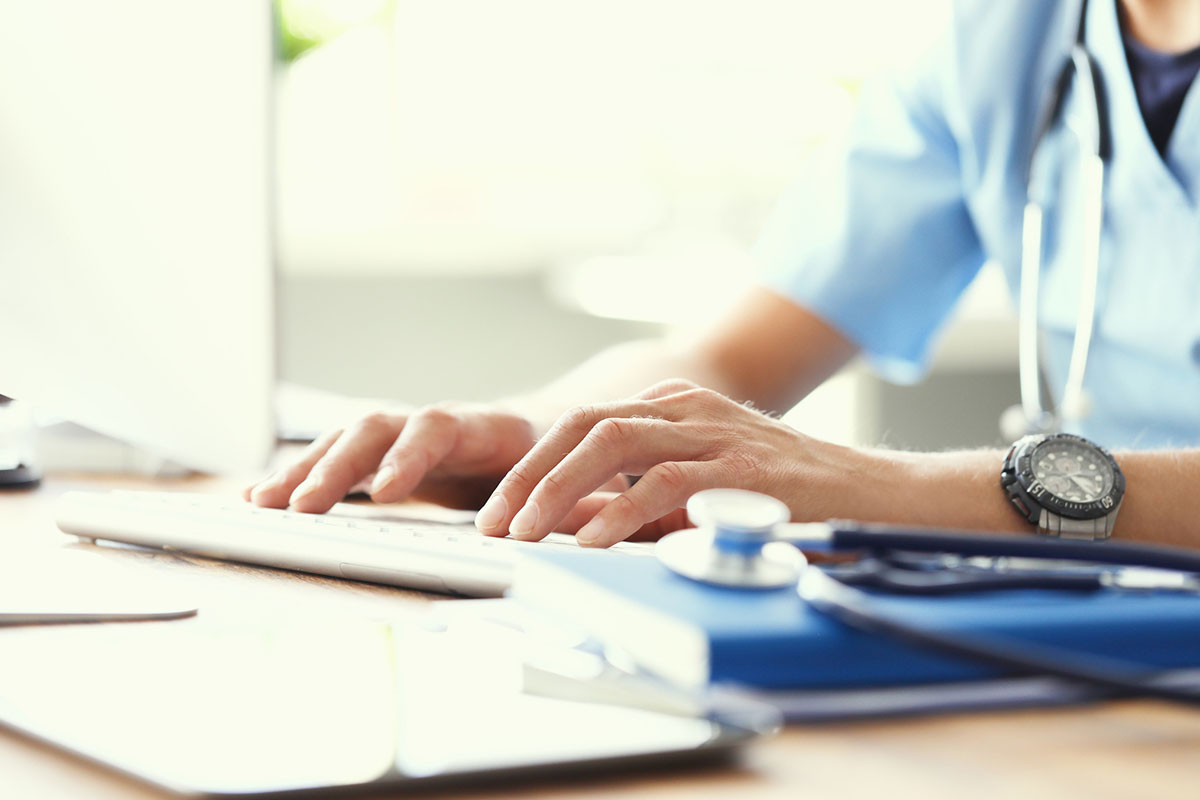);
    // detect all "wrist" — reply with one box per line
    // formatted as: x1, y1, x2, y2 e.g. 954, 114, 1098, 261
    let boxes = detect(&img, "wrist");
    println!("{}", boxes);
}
812, 446, 1027, 533
779, 440, 906, 522
831, 447, 928, 523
